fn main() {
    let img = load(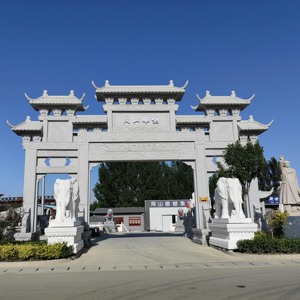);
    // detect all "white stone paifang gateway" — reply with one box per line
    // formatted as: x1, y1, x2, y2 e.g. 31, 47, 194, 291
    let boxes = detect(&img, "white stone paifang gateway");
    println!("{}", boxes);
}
8, 81, 272, 244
